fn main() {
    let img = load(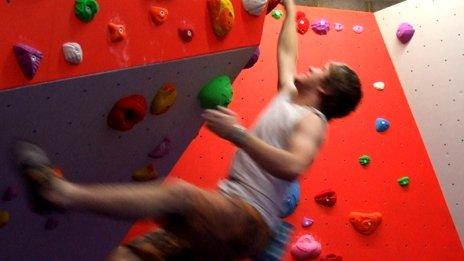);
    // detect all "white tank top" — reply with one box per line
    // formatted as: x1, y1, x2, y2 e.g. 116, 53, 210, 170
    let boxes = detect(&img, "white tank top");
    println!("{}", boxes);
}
218, 91, 327, 231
